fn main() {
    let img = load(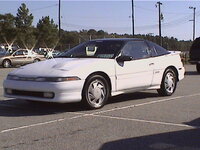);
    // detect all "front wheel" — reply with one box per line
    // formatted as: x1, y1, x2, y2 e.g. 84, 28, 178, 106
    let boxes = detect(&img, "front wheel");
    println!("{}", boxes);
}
82, 75, 109, 109
2, 59, 11, 68
196, 63, 200, 73
157, 68, 177, 96
33, 59, 40, 63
